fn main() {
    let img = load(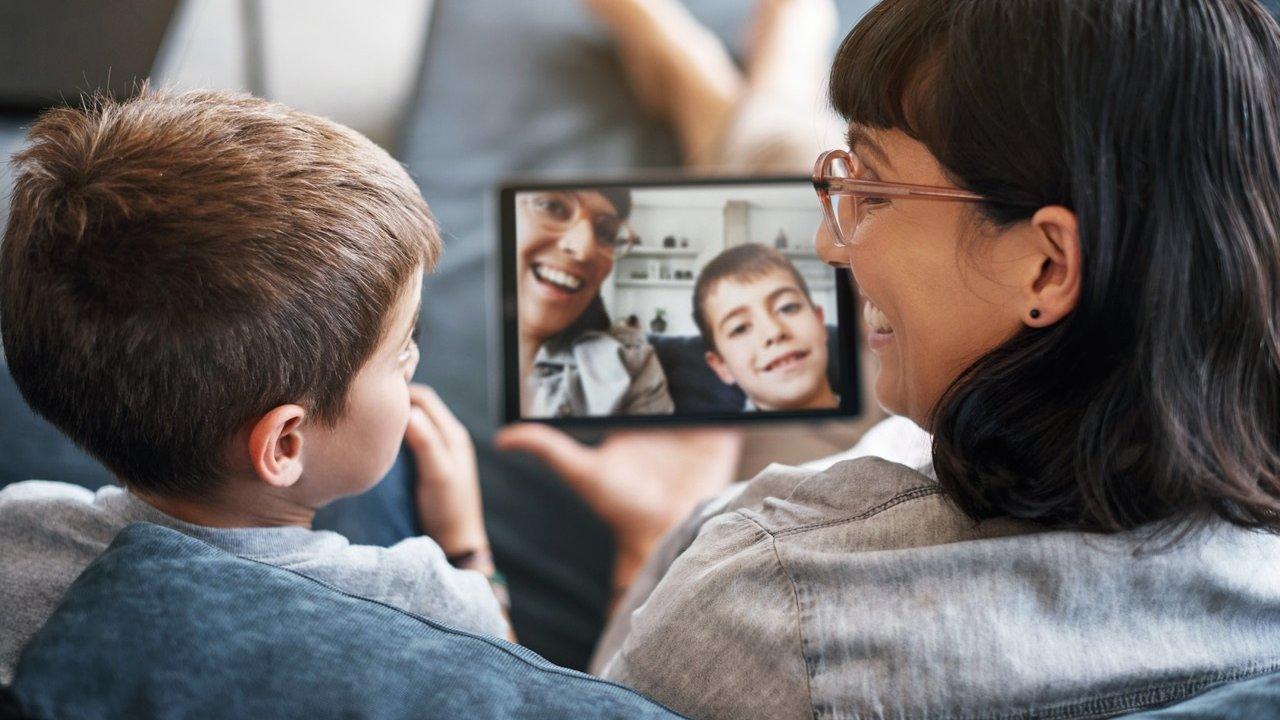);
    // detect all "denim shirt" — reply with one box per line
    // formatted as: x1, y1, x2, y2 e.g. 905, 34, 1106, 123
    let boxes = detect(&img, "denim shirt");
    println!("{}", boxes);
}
598, 457, 1280, 720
